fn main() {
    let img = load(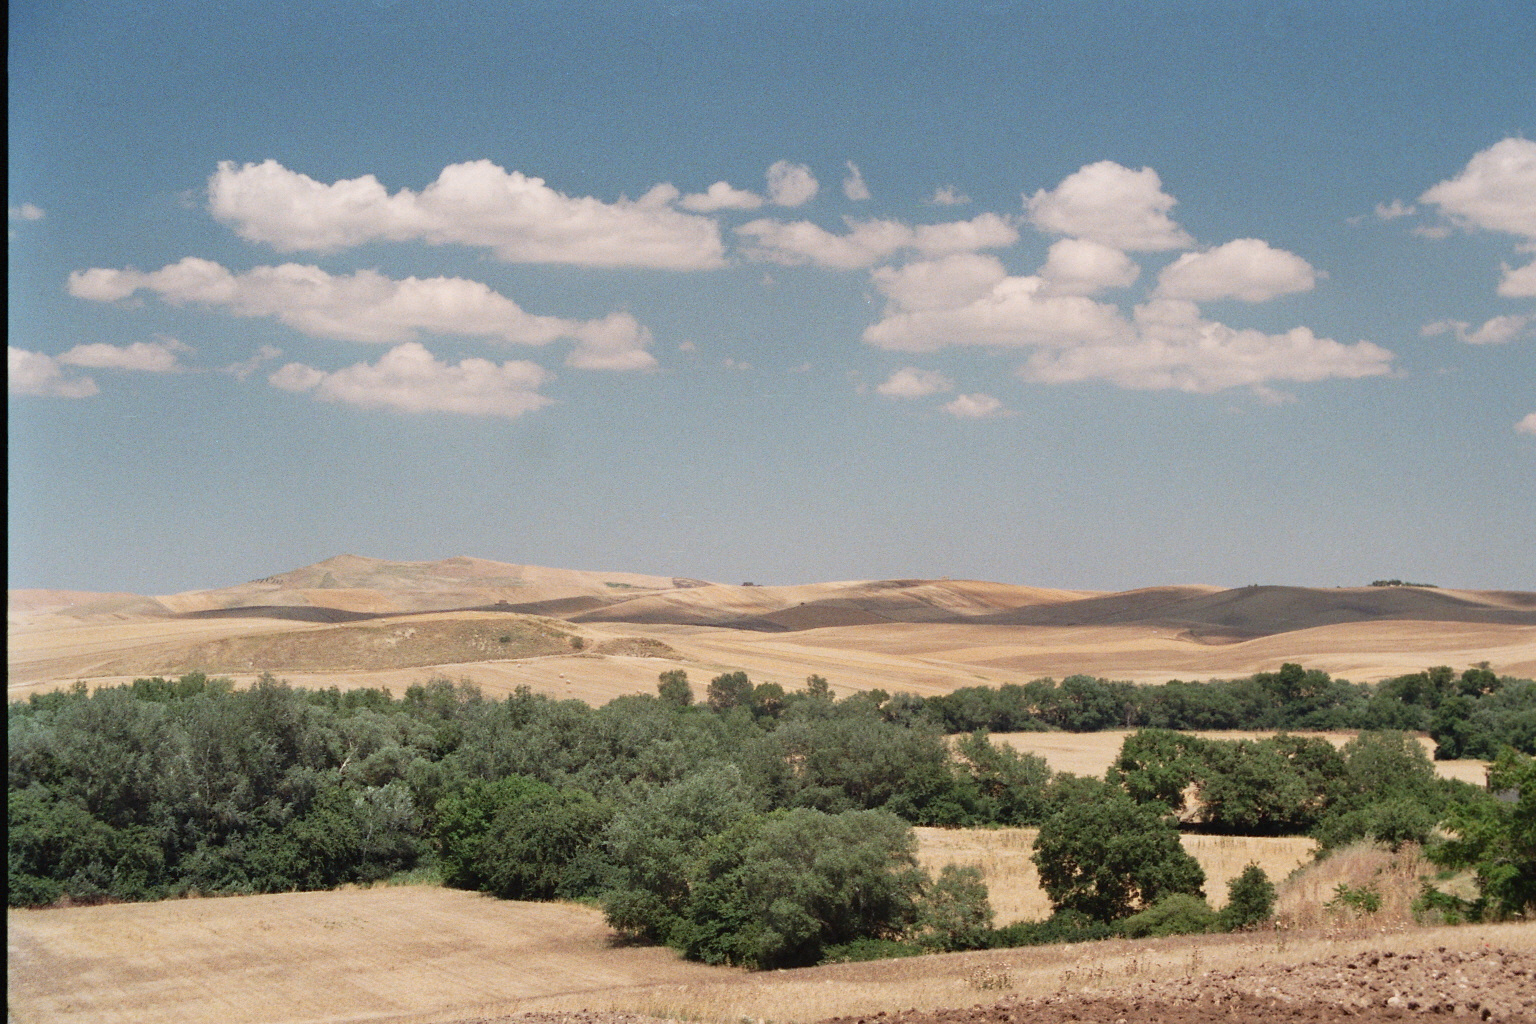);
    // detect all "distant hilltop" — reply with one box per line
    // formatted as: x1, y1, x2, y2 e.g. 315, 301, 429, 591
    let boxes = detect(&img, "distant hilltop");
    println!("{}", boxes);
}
11, 554, 1536, 639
